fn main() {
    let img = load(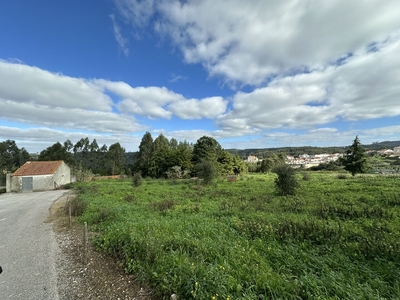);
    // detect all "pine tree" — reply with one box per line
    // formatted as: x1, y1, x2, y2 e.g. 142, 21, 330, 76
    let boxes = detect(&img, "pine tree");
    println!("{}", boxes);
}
137, 132, 154, 177
343, 136, 369, 176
